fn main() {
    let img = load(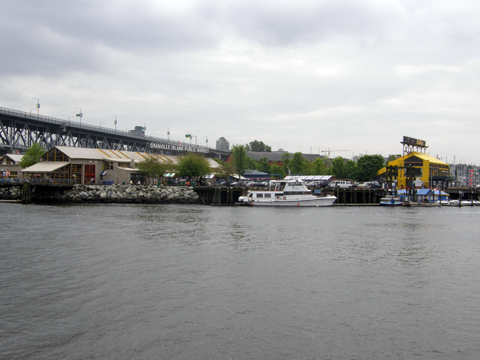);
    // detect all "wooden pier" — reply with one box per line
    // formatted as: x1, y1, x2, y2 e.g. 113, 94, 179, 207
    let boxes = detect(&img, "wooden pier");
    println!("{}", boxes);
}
193, 186, 388, 206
